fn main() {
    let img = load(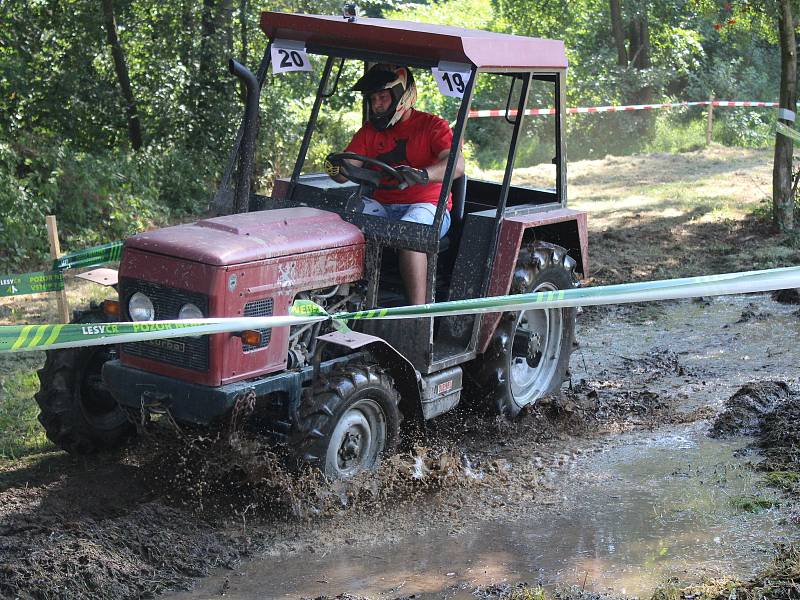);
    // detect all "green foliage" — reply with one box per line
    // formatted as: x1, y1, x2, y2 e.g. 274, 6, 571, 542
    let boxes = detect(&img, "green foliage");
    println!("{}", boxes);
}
644, 112, 707, 153
0, 137, 217, 271
0, 0, 791, 270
